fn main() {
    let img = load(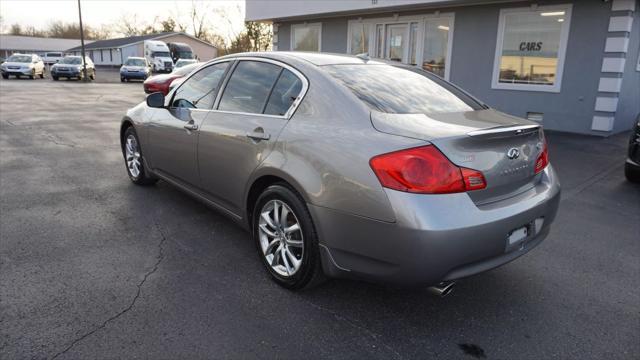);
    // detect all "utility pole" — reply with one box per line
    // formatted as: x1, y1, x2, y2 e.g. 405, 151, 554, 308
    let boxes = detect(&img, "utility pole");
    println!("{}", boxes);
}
77, 0, 89, 82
